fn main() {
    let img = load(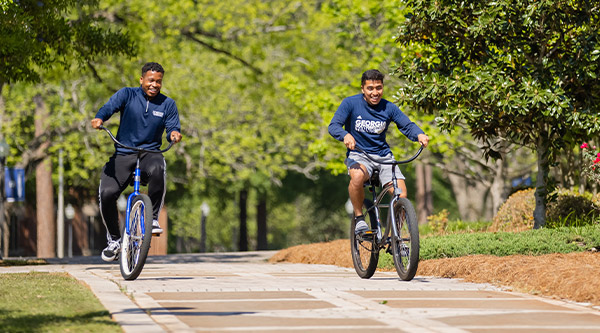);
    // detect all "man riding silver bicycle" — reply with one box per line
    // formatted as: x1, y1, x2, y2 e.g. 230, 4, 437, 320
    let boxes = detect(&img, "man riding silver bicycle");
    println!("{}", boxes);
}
328, 69, 429, 234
